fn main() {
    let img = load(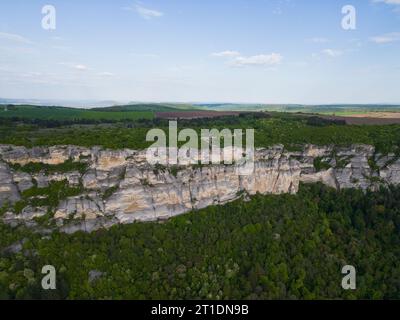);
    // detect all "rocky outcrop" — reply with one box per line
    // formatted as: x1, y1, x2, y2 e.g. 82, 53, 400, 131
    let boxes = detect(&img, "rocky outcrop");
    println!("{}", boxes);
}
0, 144, 399, 234
0, 162, 21, 206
